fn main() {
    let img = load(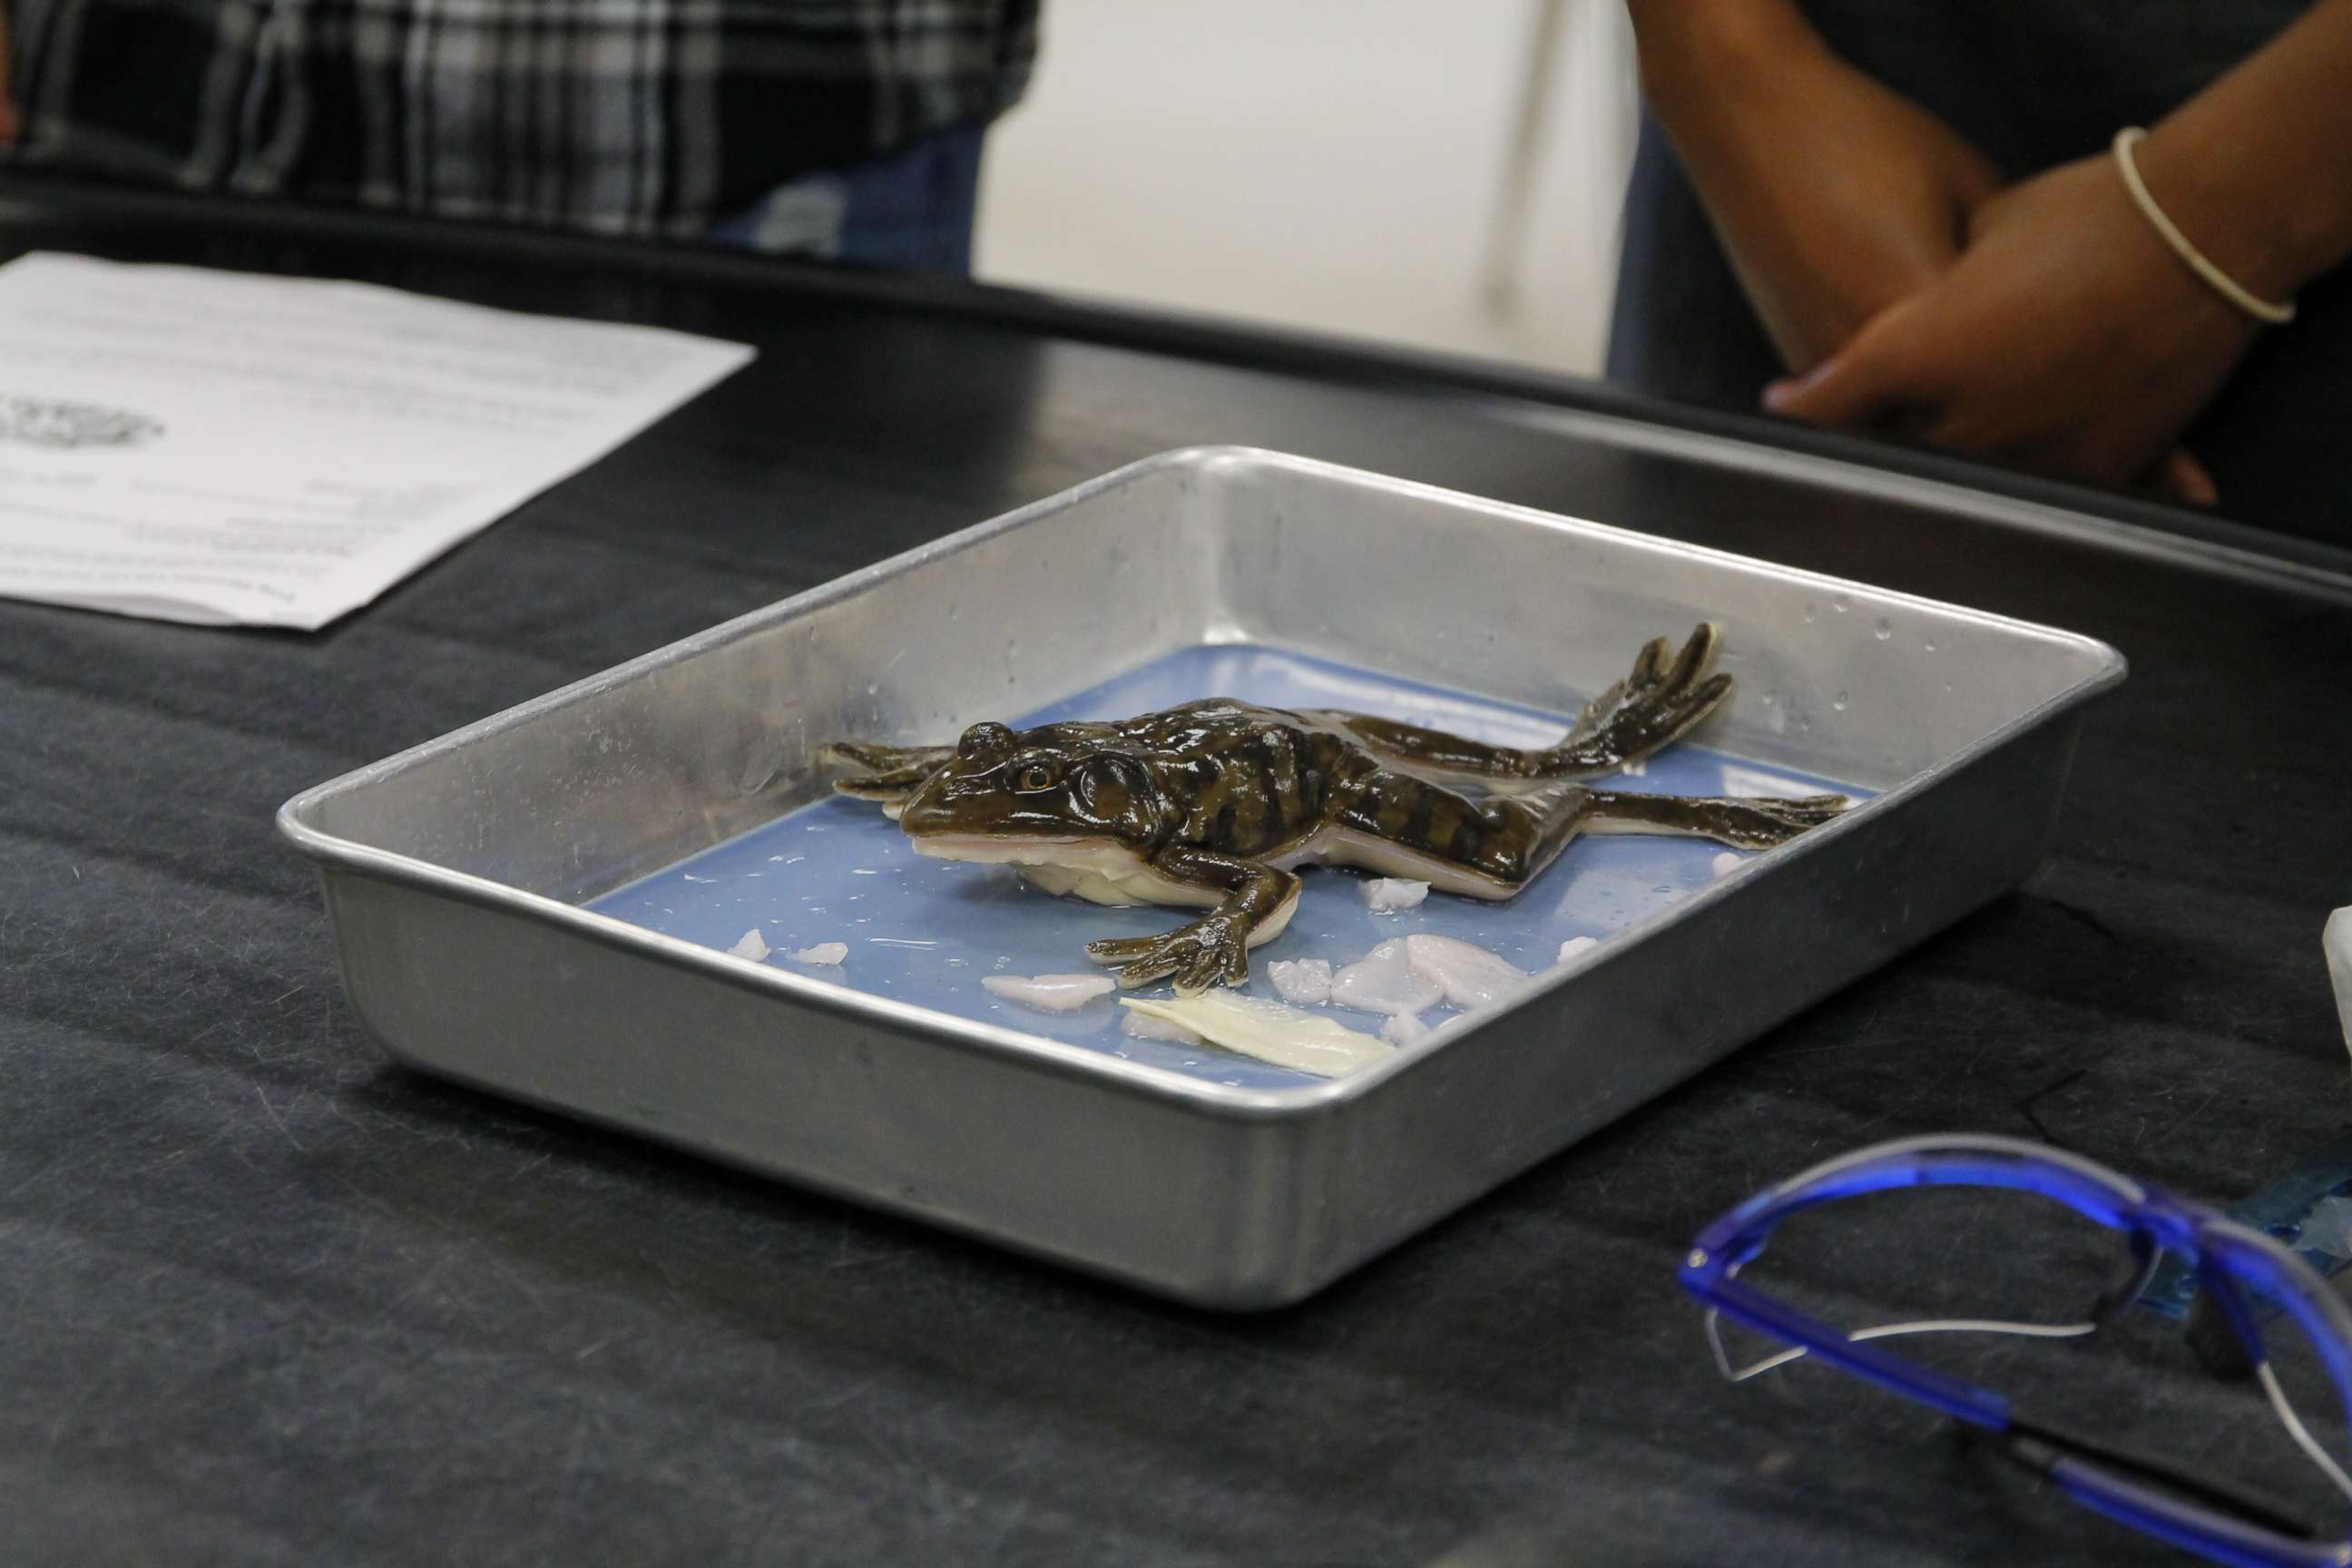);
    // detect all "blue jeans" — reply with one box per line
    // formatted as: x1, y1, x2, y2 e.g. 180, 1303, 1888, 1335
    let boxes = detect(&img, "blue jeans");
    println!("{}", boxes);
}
709, 124, 985, 273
